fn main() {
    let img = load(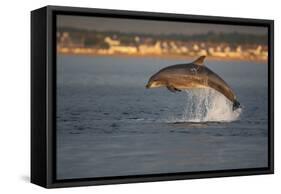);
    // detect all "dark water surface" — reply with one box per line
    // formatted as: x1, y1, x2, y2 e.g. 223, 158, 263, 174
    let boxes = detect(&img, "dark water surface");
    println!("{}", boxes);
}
57, 55, 268, 179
